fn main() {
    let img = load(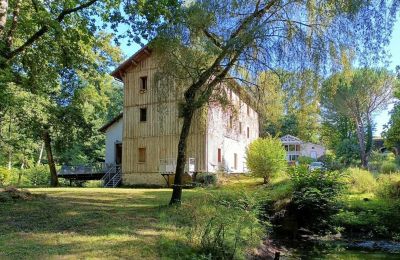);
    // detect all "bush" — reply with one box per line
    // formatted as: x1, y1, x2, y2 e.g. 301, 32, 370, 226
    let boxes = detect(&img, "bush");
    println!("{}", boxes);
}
297, 156, 314, 165
380, 161, 398, 174
0, 167, 11, 186
246, 137, 286, 184
288, 166, 345, 233
6, 166, 50, 187
23, 166, 50, 186
344, 167, 376, 193
319, 153, 344, 171
376, 174, 400, 199
83, 180, 103, 188
196, 173, 217, 186
159, 189, 265, 258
